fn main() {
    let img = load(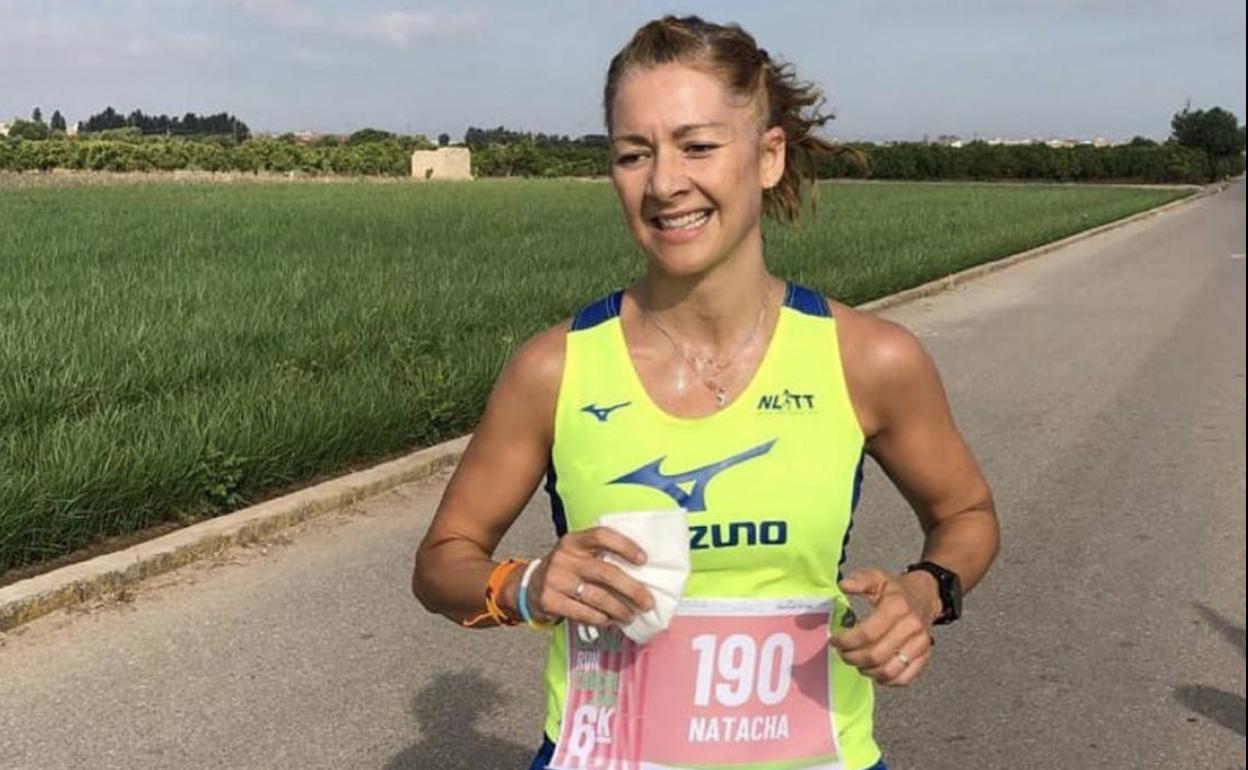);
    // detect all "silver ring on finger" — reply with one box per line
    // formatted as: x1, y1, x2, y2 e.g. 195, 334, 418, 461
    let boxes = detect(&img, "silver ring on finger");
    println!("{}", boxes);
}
896, 649, 911, 666
574, 581, 587, 600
